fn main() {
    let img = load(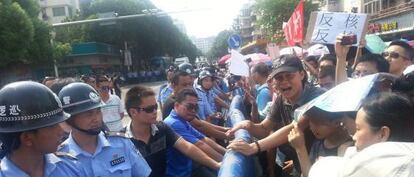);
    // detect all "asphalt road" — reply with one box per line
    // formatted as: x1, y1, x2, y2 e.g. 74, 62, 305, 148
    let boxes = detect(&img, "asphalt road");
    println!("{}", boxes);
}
120, 81, 167, 126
